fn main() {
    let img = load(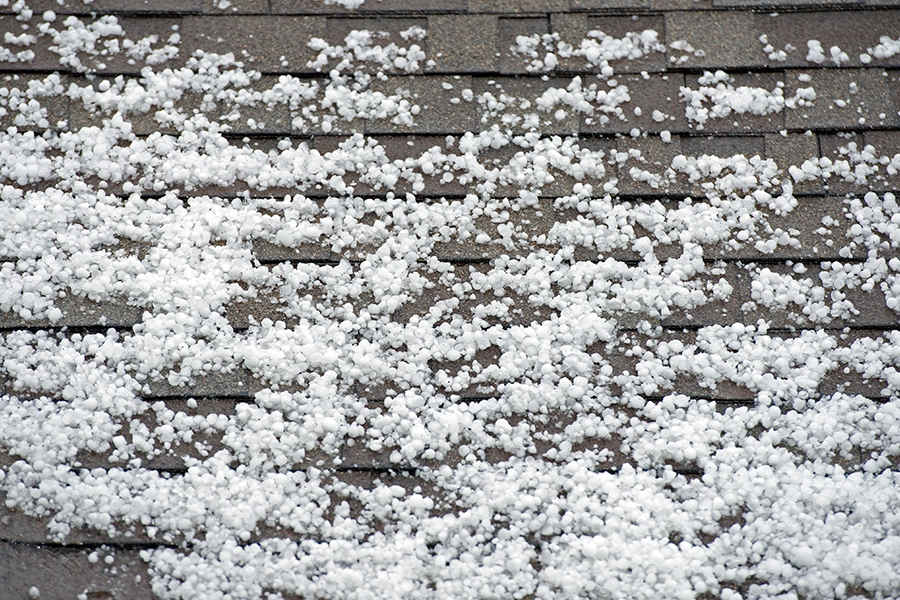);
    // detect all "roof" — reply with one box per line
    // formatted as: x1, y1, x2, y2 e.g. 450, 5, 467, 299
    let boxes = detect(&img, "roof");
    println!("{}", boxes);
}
2, 0, 900, 598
